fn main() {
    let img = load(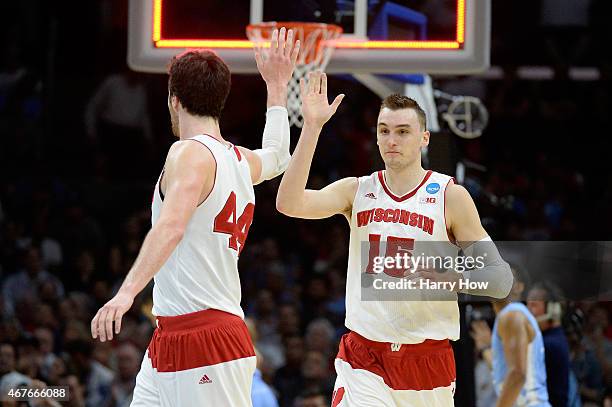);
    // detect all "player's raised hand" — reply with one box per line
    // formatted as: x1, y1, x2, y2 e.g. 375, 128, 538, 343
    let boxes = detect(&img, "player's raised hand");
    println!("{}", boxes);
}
300, 71, 344, 128
91, 291, 134, 342
254, 27, 300, 87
